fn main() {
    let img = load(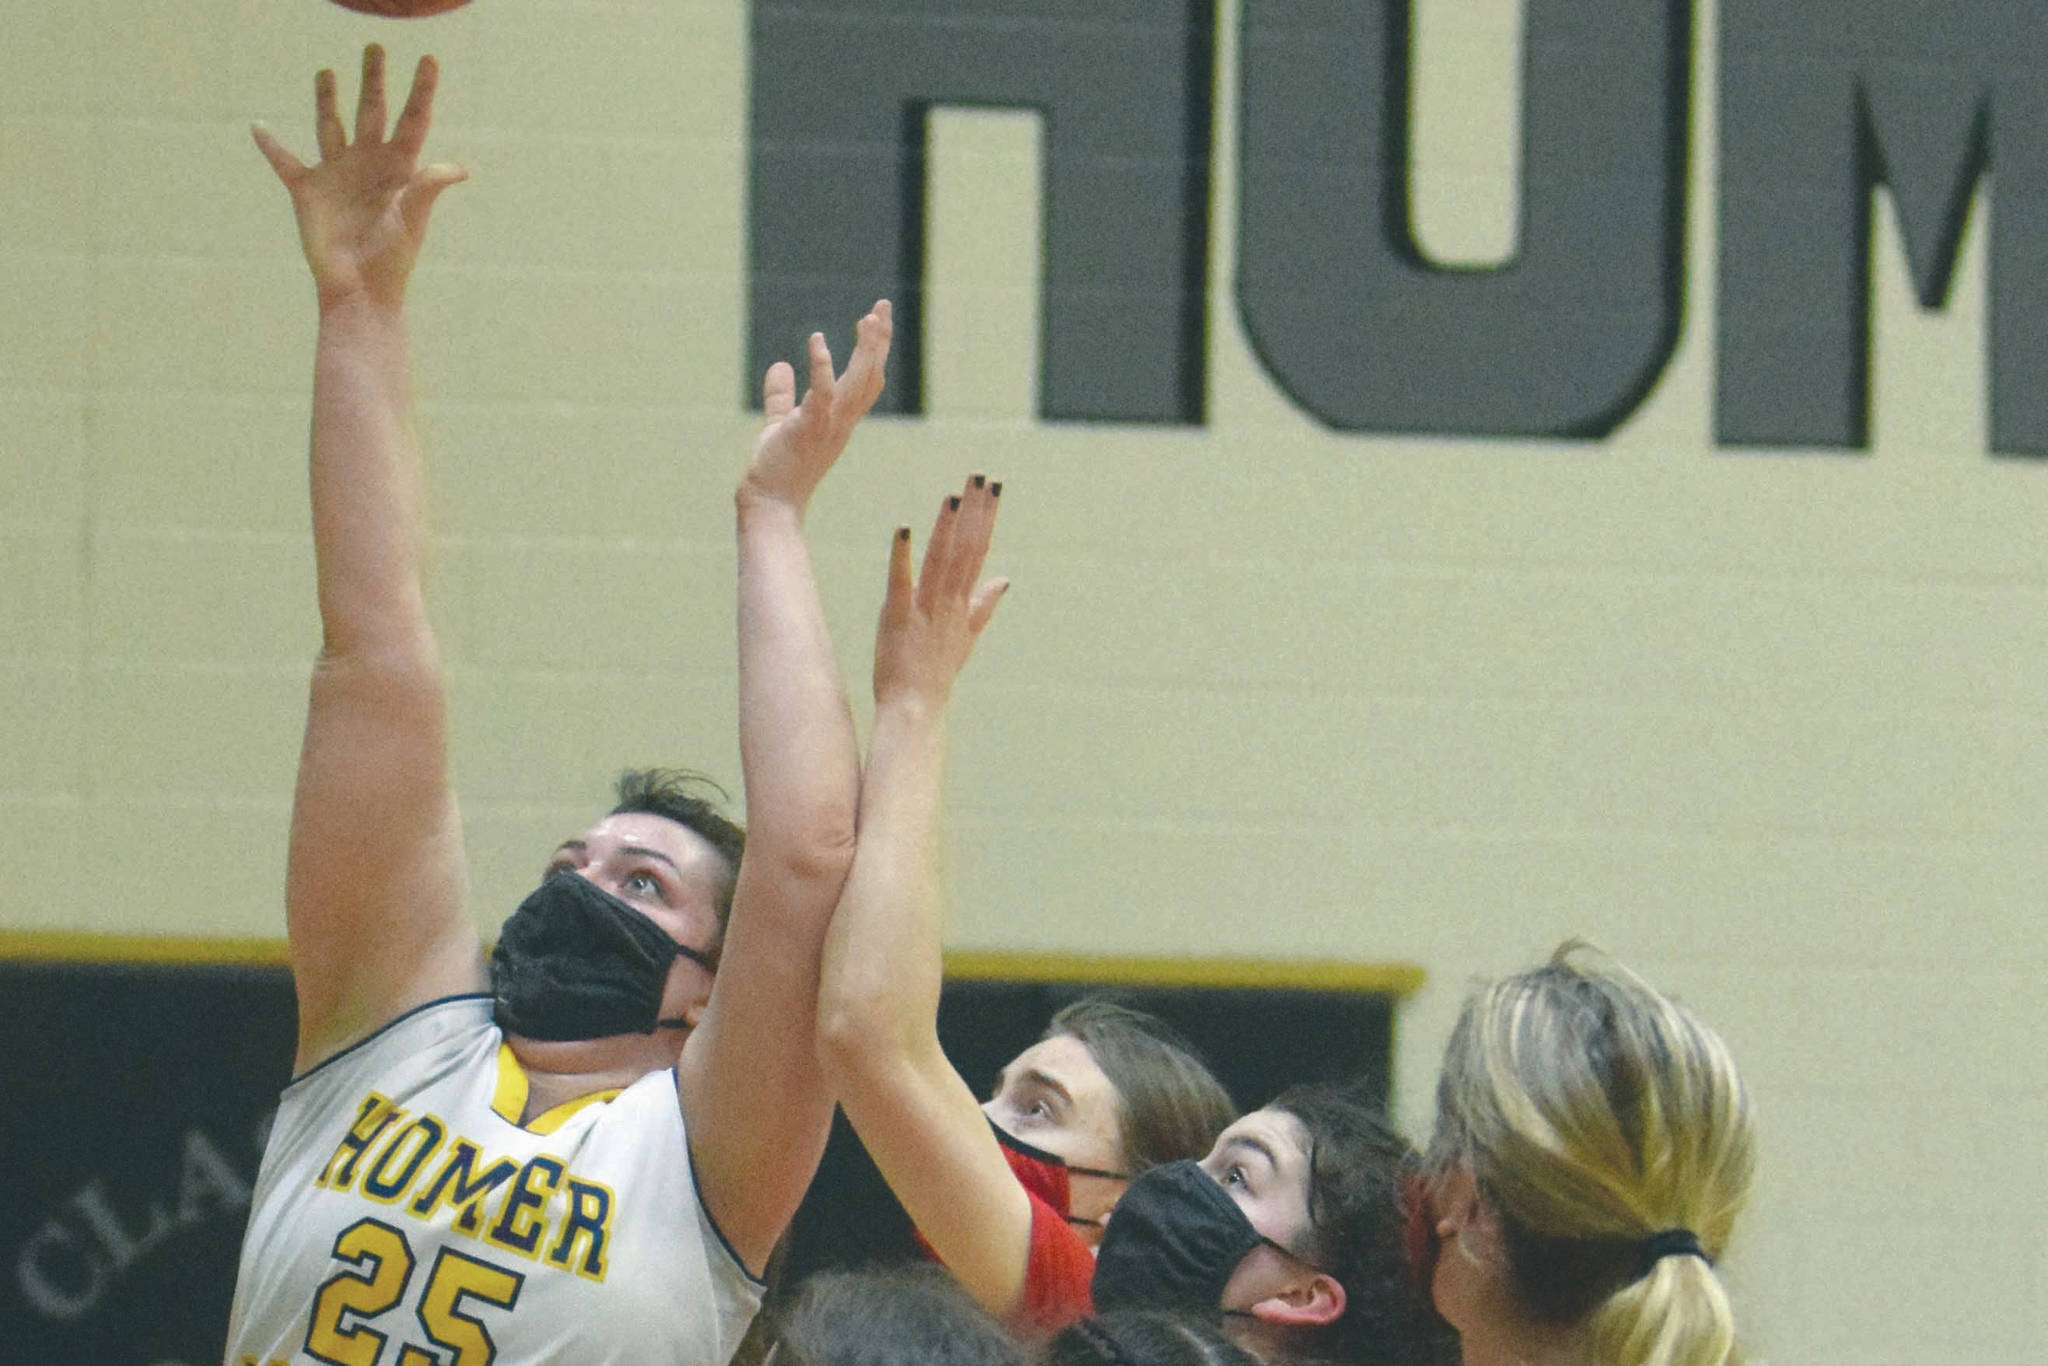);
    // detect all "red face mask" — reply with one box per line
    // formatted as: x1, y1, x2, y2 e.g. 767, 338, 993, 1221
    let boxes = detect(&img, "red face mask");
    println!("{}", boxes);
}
991, 1122, 1128, 1227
